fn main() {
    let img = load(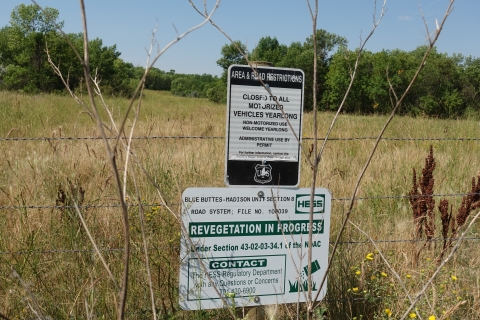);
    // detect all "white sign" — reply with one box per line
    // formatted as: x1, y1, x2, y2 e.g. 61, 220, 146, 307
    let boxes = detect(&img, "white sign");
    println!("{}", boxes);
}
178, 187, 331, 310
225, 65, 304, 186
228, 86, 302, 161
